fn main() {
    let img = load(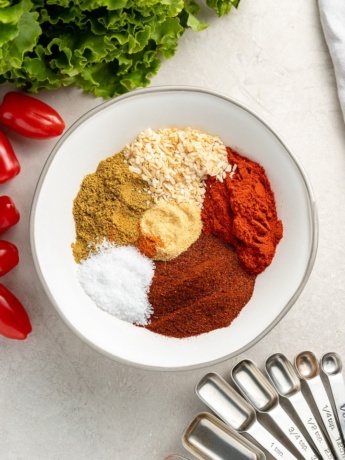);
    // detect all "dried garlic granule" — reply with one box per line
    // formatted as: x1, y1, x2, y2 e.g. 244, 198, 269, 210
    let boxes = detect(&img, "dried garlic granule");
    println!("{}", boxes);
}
123, 127, 233, 207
